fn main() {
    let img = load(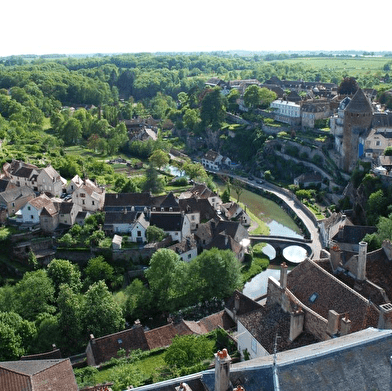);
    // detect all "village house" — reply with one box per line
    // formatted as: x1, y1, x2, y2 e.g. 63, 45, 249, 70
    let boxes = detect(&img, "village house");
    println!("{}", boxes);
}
2, 160, 65, 197
66, 174, 84, 194
195, 219, 249, 261
179, 197, 218, 231
301, 100, 333, 129
168, 234, 198, 262
86, 312, 234, 366
72, 178, 105, 212
0, 358, 78, 391
220, 202, 251, 226
201, 150, 231, 171
104, 210, 149, 242
0, 186, 35, 217
179, 184, 222, 211
149, 211, 191, 242
18, 193, 53, 225
270, 99, 301, 126
233, 258, 380, 361
293, 172, 323, 188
